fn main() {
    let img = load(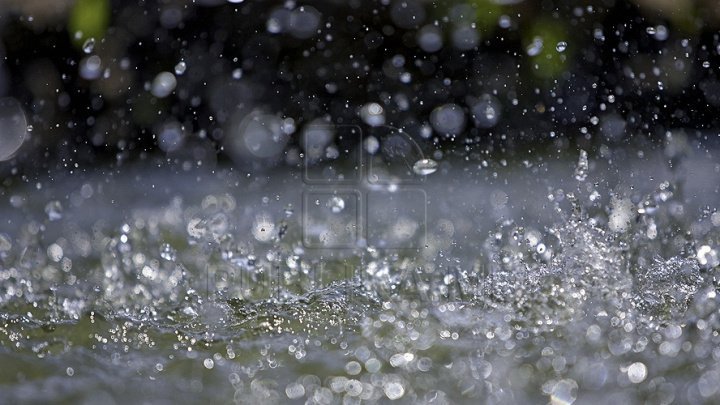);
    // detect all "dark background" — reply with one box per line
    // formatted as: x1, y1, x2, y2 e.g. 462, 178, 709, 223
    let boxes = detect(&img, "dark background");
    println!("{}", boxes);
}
1, 0, 720, 179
